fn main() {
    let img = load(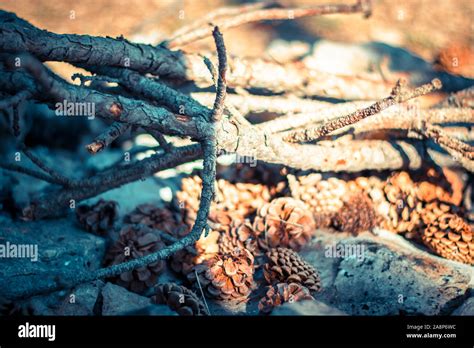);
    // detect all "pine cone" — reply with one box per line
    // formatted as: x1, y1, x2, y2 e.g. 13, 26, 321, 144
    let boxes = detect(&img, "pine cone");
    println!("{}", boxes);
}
288, 173, 347, 227
421, 209, 473, 265
187, 248, 255, 302
380, 172, 423, 235
76, 199, 118, 235
333, 194, 378, 235
263, 248, 321, 293
152, 283, 209, 316
177, 176, 271, 225
218, 220, 259, 256
105, 225, 166, 293
124, 204, 189, 239
258, 283, 314, 314
169, 246, 197, 276
169, 230, 220, 276
253, 197, 315, 251
217, 162, 288, 196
